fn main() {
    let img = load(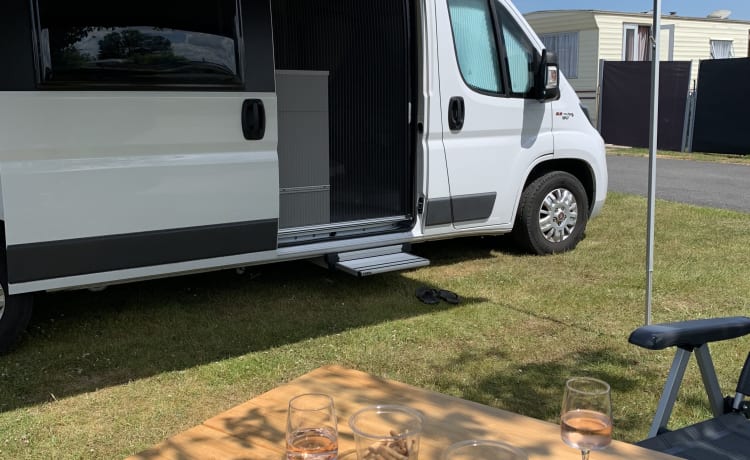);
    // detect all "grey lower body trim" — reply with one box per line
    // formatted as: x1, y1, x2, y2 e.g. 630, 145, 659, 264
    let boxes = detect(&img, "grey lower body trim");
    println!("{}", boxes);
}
424, 198, 452, 226
452, 193, 496, 223
425, 193, 497, 226
6, 219, 278, 284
